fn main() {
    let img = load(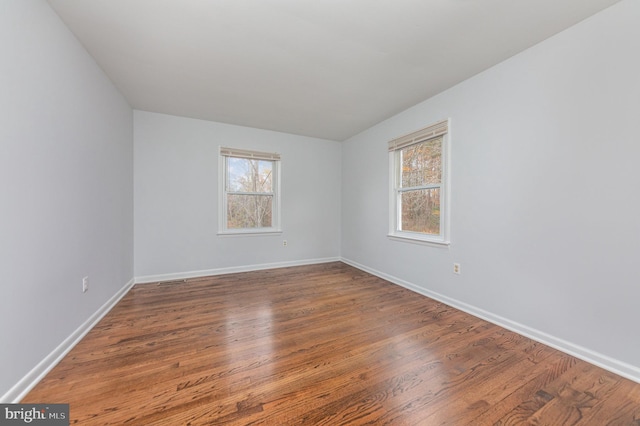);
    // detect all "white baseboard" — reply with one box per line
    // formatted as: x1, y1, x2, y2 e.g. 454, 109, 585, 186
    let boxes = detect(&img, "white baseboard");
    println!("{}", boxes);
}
135, 257, 342, 284
8, 256, 636, 405
2, 258, 339, 402
1, 278, 136, 403
341, 257, 640, 385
